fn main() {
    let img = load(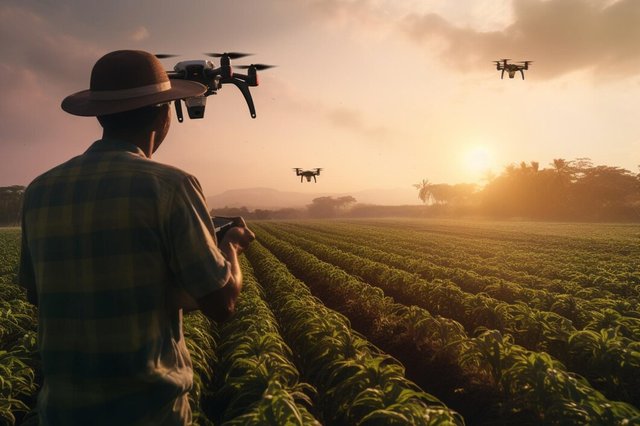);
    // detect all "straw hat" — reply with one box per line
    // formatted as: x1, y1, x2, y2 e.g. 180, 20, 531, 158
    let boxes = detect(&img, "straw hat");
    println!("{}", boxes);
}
61, 50, 206, 116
